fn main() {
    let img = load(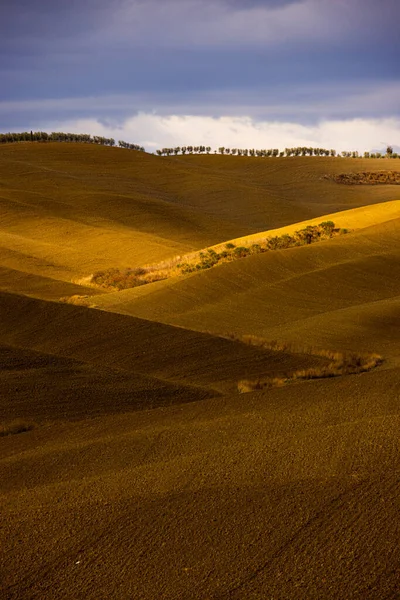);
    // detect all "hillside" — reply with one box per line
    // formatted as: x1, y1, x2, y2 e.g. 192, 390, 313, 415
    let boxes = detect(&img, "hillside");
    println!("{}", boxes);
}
1, 143, 399, 298
1, 143, 399, 599
2, 356, 399, 599
90, 203, 400, 361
